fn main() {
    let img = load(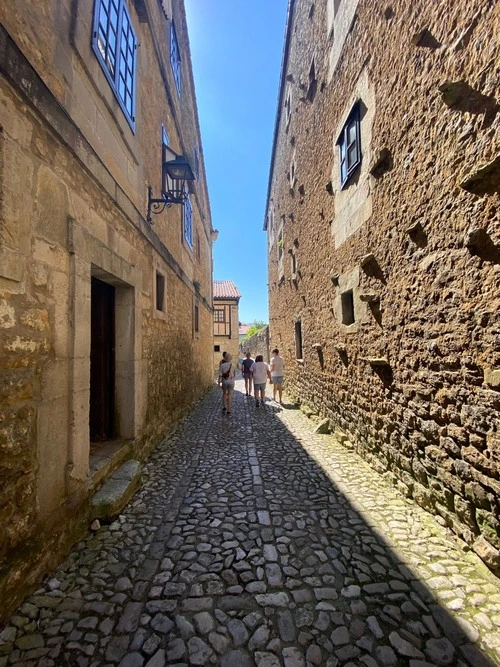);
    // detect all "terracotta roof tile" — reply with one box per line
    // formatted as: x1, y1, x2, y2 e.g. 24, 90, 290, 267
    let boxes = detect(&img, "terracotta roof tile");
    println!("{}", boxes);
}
213, 280, 241, 300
